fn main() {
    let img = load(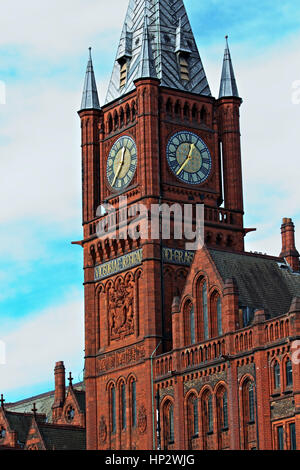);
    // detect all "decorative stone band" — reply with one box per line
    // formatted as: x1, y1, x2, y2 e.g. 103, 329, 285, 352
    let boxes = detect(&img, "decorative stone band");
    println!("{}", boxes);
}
162, 247, 195, 267
94, 248, 143, 281
94, 247, 195, 281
